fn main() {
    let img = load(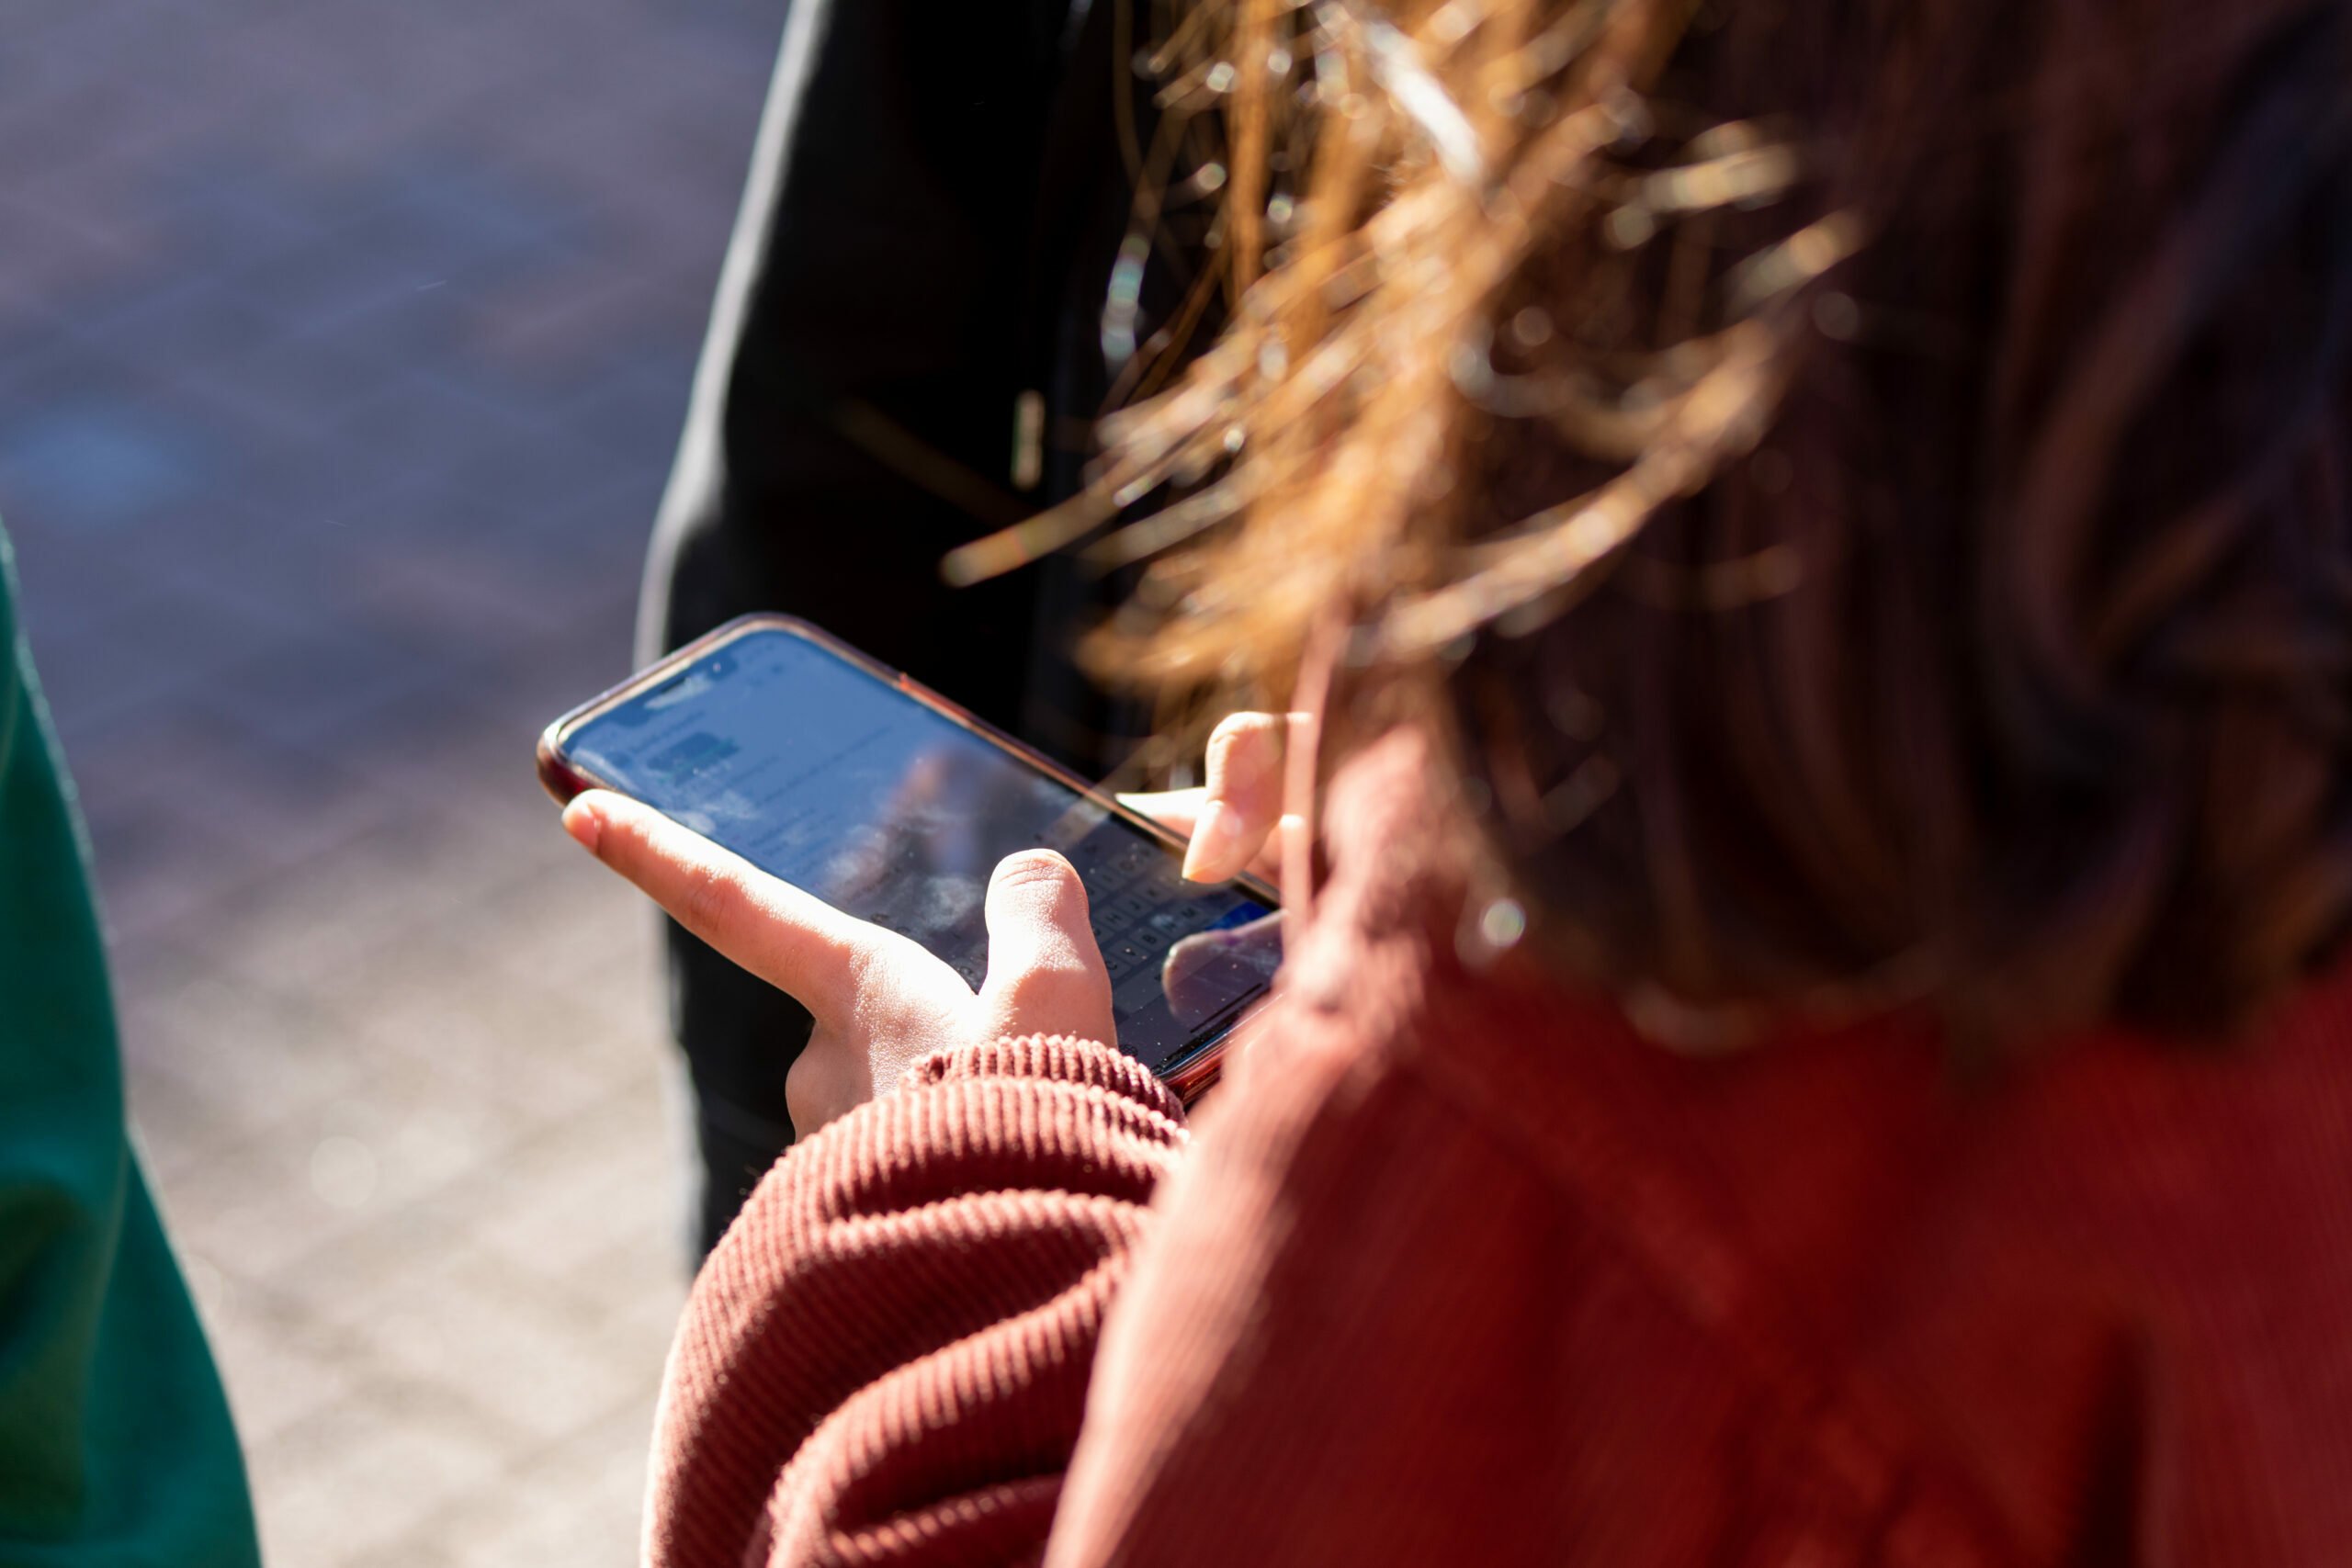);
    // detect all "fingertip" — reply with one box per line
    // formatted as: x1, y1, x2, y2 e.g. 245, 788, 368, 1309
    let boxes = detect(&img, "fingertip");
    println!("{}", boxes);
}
561, 794, 605, 854
989, 846, 1081, 895
566, 790, 662, 858
985, 850, 1095, 950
